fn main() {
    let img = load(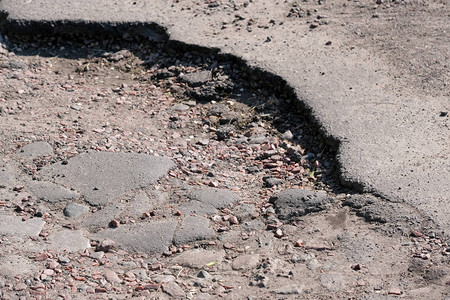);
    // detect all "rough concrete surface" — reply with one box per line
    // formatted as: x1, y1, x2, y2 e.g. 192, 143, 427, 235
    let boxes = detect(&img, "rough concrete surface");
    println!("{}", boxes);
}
93, 220, 178, 254
0, 215, 45, 236
0, 0, 447, 235
40, 151, 175, 206
47, 229, 90, 253
28, 180, 79, 203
